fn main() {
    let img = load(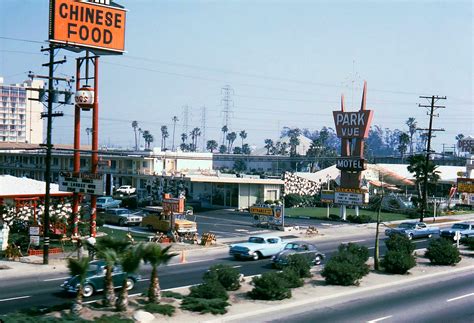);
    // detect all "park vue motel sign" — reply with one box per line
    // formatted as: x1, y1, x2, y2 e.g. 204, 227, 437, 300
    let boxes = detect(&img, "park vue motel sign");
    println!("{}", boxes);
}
49, 0, 127, 54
